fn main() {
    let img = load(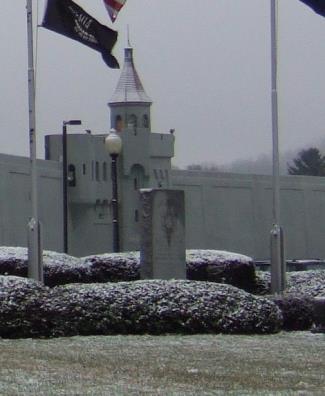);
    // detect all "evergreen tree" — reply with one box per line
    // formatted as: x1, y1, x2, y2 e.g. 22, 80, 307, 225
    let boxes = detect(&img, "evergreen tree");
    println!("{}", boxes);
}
288, 148, 325, 176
